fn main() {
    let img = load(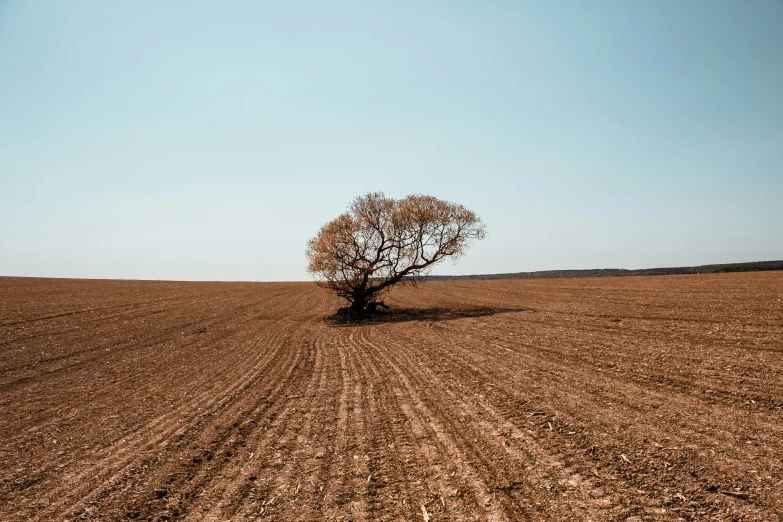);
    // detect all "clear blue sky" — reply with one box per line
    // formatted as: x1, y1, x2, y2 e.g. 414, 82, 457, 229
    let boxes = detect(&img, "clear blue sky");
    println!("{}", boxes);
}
1, 1, 781, 281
